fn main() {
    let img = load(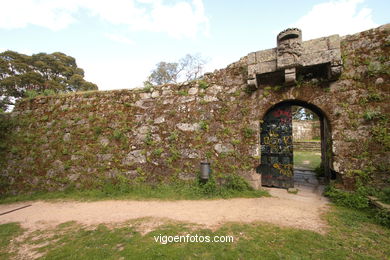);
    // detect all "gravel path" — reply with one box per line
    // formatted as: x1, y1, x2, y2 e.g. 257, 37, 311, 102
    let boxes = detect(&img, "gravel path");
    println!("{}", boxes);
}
0, 186, 329, 233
